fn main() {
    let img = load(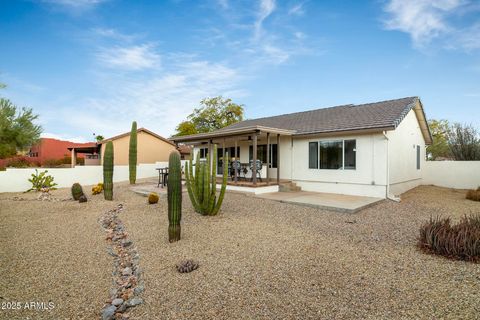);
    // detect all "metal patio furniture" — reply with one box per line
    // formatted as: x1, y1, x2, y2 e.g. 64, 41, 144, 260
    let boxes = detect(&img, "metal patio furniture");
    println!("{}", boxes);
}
249, 159, 263, 182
